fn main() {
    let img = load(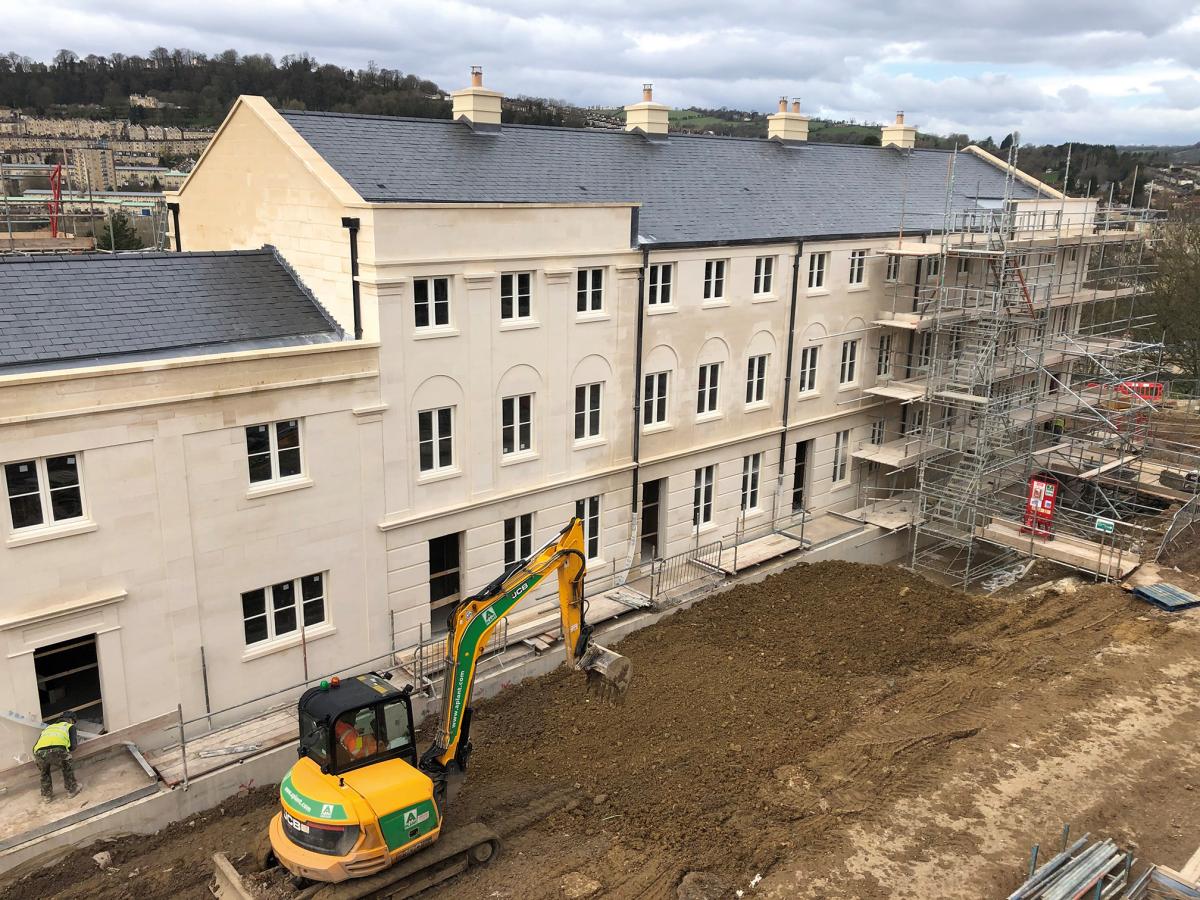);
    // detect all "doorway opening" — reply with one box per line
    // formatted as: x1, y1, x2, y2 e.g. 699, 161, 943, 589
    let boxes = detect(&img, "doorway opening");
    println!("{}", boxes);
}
792, 440, 811, 513
34, 634, 103, 730
640, 478, 663, 561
